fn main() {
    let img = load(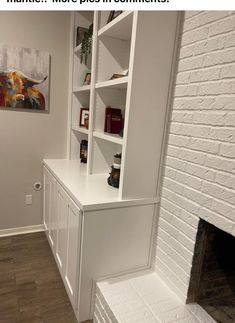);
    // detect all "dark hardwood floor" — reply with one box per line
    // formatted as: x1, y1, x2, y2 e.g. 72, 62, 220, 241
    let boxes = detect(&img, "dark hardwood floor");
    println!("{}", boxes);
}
0, 231, 87, 323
